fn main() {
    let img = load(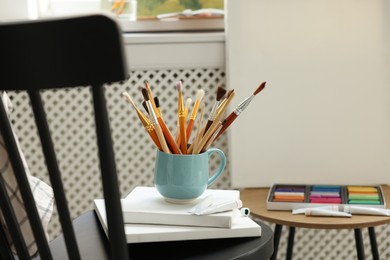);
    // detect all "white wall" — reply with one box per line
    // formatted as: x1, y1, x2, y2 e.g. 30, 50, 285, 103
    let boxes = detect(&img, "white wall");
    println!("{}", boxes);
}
0, 0, 34, 20
0, 0, 100, 21
226, 0, 390, 187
